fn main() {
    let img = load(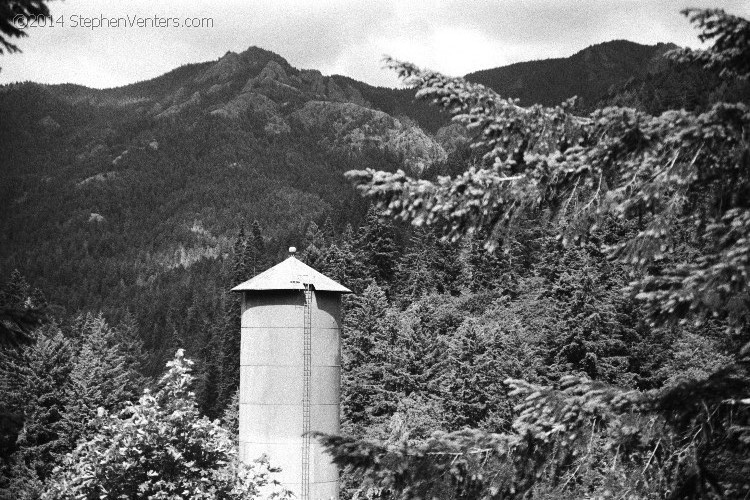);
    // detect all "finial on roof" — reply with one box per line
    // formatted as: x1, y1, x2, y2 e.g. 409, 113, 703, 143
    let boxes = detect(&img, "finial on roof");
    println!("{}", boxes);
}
289, 246, 297, 255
